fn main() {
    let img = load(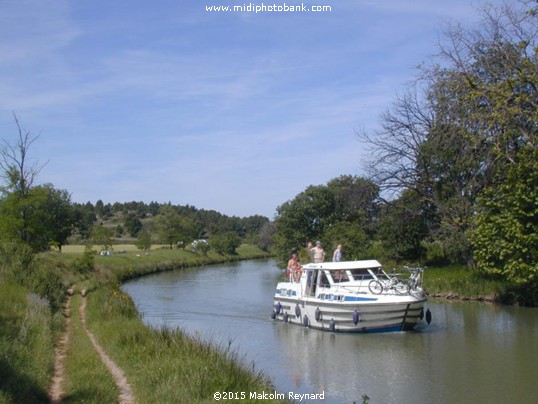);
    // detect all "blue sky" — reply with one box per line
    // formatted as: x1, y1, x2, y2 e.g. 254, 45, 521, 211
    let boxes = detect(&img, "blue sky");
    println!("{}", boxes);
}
0, 0, 499, 218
